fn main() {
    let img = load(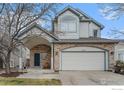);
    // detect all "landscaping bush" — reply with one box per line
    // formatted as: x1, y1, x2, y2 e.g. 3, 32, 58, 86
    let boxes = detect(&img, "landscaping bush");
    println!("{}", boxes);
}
114, 60, 124, 74
0, 56, 3, 68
